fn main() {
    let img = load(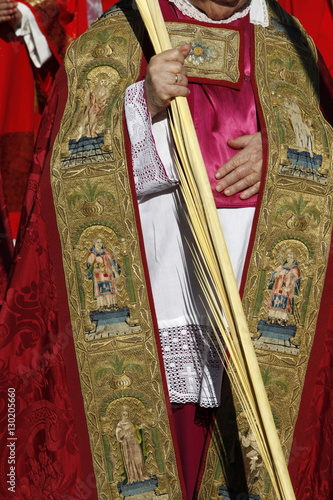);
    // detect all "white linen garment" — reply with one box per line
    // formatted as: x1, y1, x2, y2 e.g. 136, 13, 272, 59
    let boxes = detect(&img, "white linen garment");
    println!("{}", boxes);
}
124, 0, 267, 406
16, 3, 52, 67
